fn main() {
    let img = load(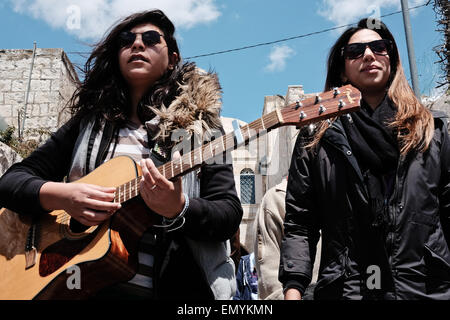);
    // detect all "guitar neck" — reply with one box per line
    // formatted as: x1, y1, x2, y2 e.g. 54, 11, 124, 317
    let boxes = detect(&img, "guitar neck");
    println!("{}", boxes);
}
113, 111, 280, 204
113, 84, 361, 204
